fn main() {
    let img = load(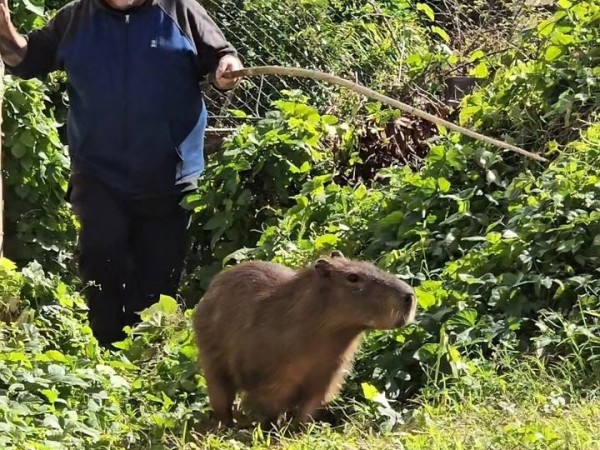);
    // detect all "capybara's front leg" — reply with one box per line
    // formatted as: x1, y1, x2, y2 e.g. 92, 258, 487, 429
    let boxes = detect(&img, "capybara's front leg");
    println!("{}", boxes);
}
205, 369, 236, 428
296, 394, 325, 424
259, 415, 280, 432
